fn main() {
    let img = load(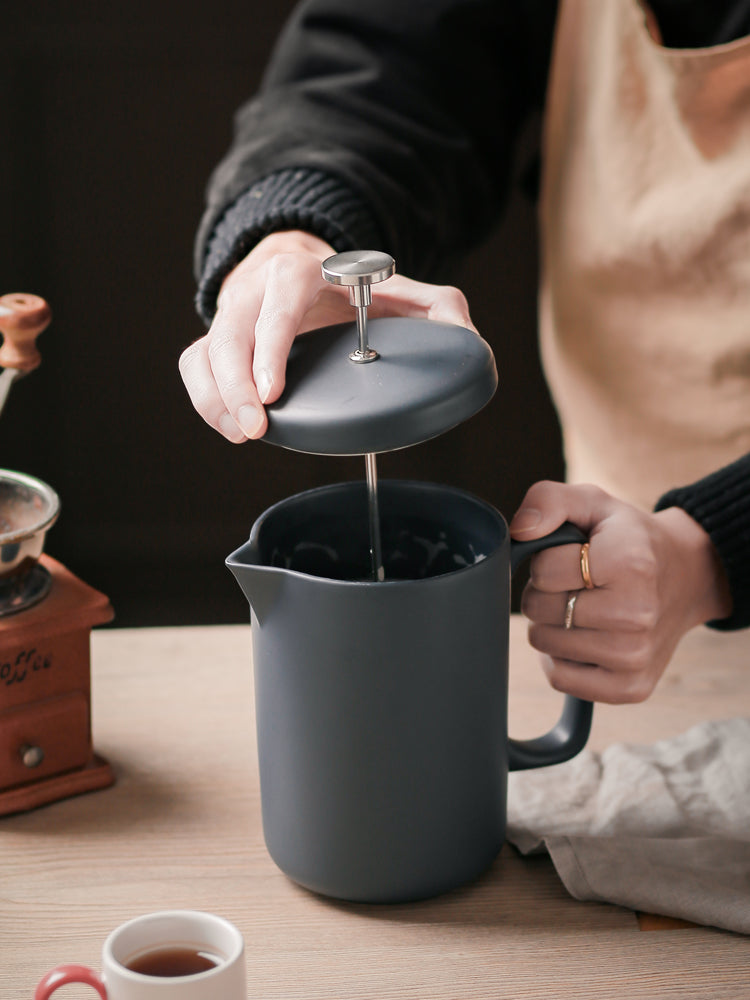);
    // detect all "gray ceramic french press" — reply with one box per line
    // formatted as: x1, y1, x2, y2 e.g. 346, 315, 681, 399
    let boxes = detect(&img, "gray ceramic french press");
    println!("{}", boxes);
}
228, 252, 592, 903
